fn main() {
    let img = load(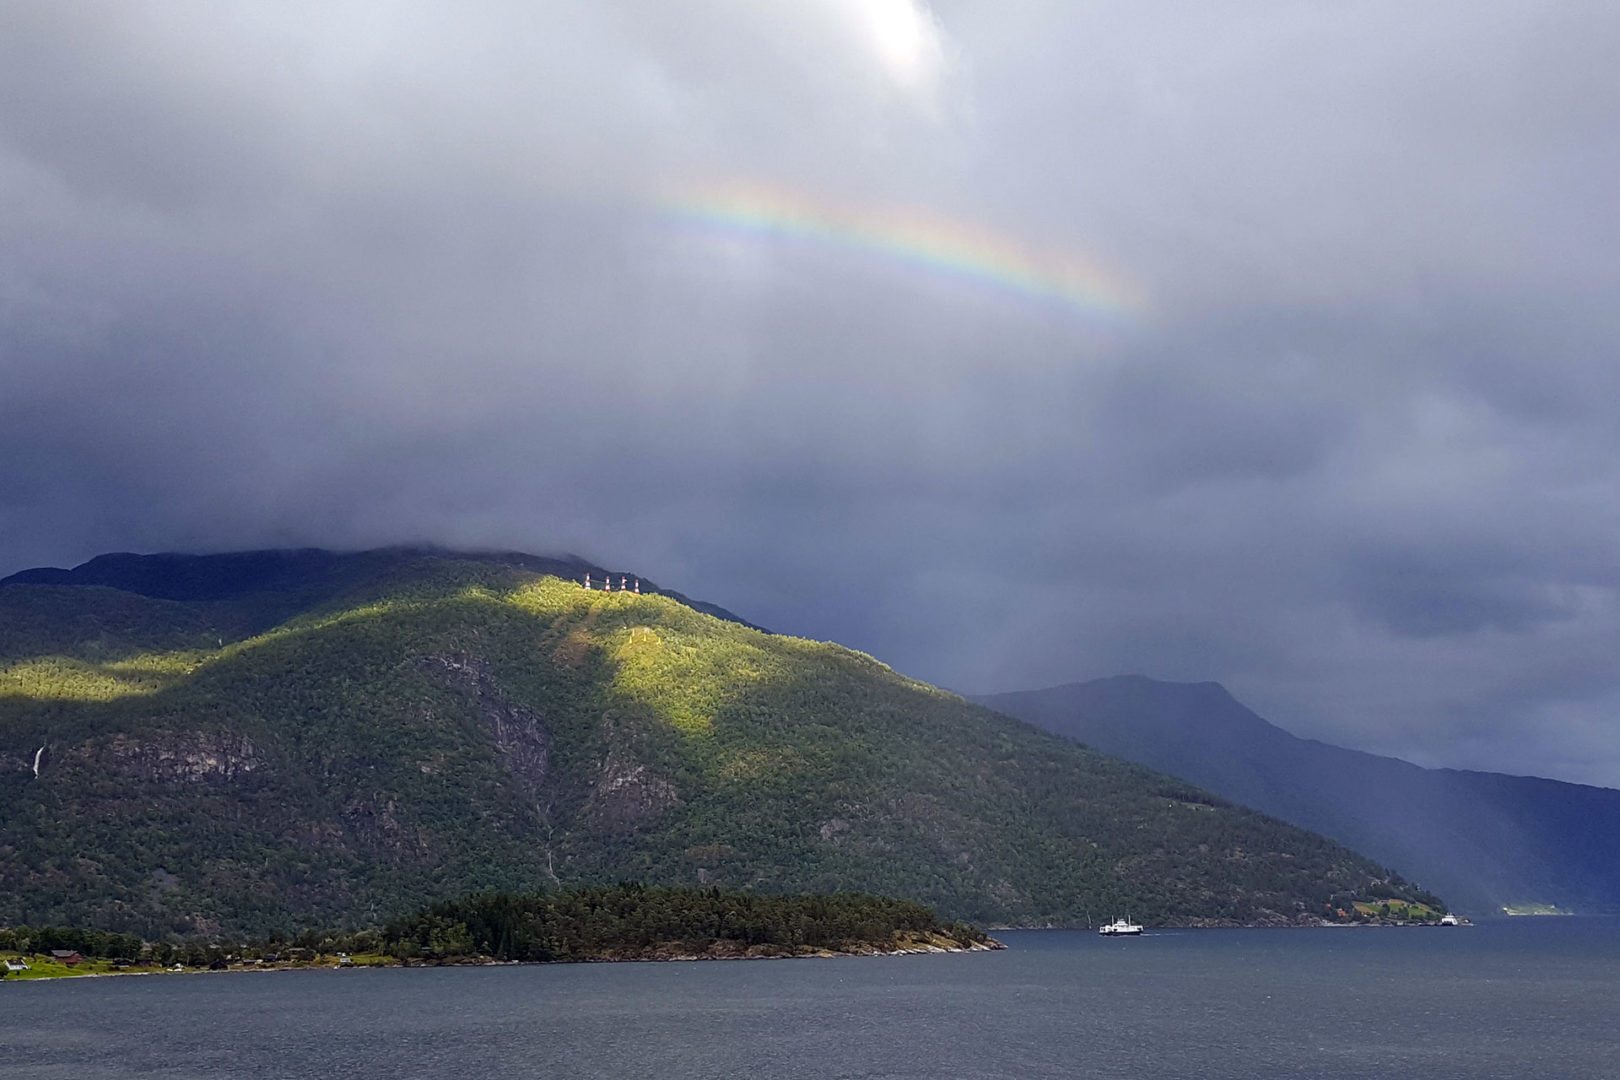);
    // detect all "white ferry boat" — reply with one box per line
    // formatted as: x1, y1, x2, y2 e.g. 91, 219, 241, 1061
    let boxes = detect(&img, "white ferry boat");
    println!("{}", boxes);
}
1098, 917, 1143, 936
